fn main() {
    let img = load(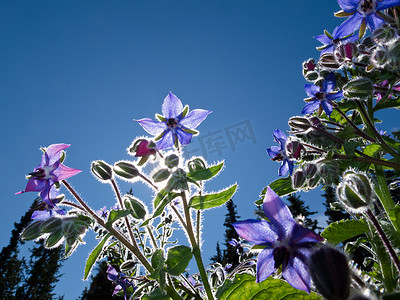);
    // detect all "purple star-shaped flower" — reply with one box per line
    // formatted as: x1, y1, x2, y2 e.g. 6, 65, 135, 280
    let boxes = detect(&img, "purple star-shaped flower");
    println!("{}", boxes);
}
137, 92, 211, 150
314, 25, 358, 56
96, 206, 109, 219
232, 187, 323, 293
267, 129, 294, 176
336, 0, 400, 37
30, 187, 66, 220
107, 265, 135, 299
302, 73, 343, 117
17, 144, 81, 200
